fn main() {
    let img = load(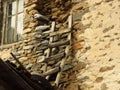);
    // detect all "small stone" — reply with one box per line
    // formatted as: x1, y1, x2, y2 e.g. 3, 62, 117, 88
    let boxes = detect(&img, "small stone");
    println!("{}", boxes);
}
37, 56, 45, 63
41, 40, 49, 45
26, 64, 33, 70
84, 43, 91, 50
95, 77, 103, 83
103, 0, 113, 2
36, 50, 43, 54
26, 50, 32, 54
17, 50, 25, 54
51, 8, 58, 13
23, 39, 31, 43
23, 28, 32, 34
47, 66, 52, 71
77, 76, 89, 83
51, 15, 57, 20
99, 65, 115, 72
48, 60, 56, 65
19, 57, 28, 61
41, 64, 47, 72
35, 25, 50, 31
23, 45, 34, 50
34, 34, 42, 39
